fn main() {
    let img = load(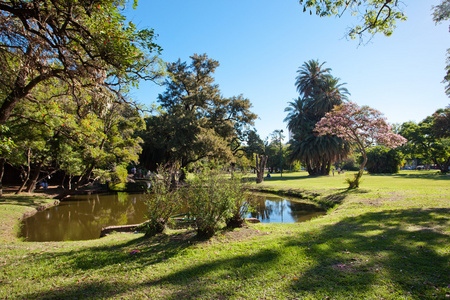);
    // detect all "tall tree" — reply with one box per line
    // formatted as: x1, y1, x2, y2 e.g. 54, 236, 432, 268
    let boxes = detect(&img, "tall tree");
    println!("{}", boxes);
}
0, 0, 163, 124
315, 102, 407, 188
242, 130, 268, 183
140, 54, 257, 180
285, 60, 350, 176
